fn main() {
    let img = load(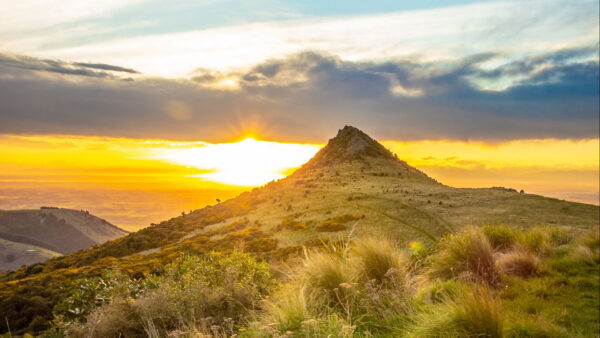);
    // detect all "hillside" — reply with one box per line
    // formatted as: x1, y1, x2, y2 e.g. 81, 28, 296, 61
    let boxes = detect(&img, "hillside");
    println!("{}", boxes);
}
0, 126, 598, 334
0, 208, 128, 272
